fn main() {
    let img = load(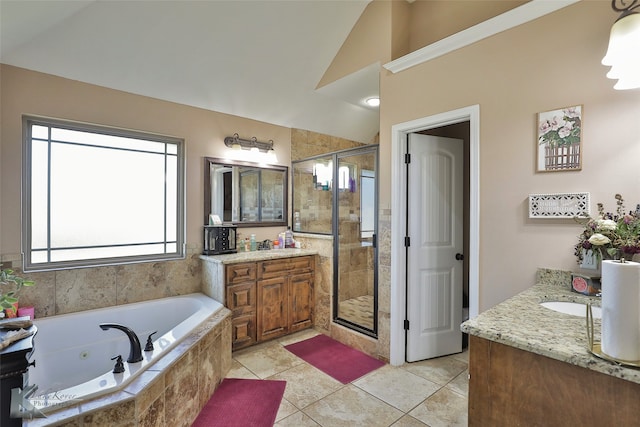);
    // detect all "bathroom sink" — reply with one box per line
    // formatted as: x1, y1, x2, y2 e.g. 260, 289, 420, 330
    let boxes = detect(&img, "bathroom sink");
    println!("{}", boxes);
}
540, 301, 601, 319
